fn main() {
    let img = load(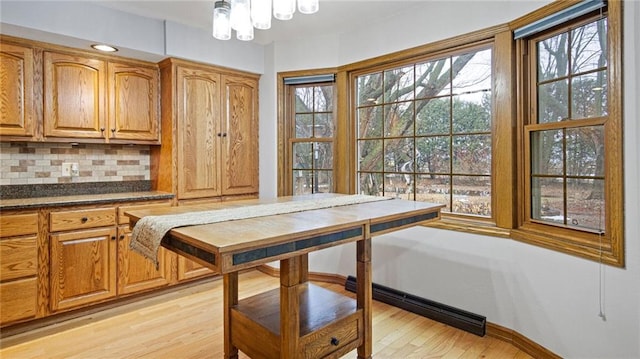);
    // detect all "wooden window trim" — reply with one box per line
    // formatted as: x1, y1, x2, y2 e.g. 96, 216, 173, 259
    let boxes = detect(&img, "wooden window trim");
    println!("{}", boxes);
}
513, 0, 624, 267
277, 69, 338, 196
275, 1, 624, 267
340, 26, 512, 232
